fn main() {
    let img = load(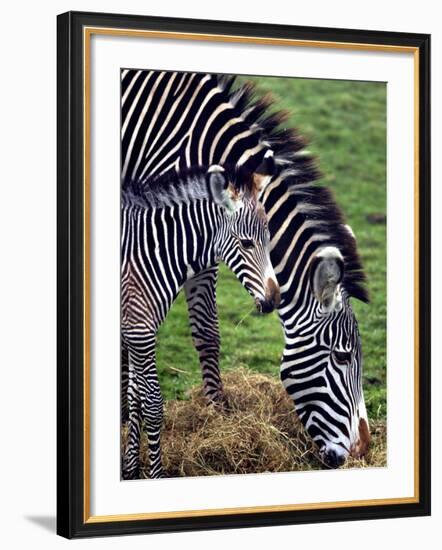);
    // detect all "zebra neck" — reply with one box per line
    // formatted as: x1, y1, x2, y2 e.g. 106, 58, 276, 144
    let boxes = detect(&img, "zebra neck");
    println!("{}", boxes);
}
122, 200, 223, 295
279, 297, 330, 382
168, 200, 223, 286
